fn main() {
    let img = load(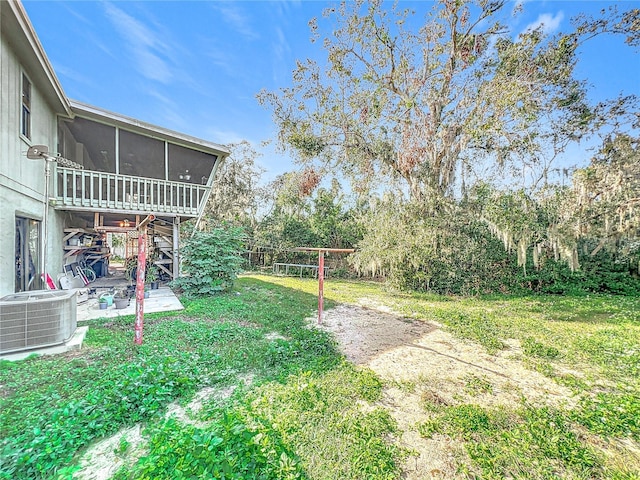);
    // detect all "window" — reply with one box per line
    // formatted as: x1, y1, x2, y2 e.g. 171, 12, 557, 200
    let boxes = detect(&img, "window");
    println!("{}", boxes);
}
58, 117, 116, 171
119, 129, 165, 178
21, 73, 31, 139
168, 143, 217, 184
15, 216, 41, 292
